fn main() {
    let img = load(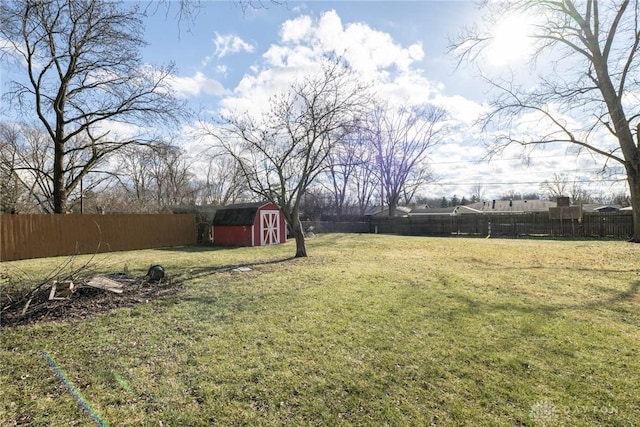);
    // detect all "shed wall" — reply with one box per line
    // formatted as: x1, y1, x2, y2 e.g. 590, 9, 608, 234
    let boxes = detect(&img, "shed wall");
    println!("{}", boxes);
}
254, 204, 287, 245
212, 202, 286, 247
213, 225, 253, 247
